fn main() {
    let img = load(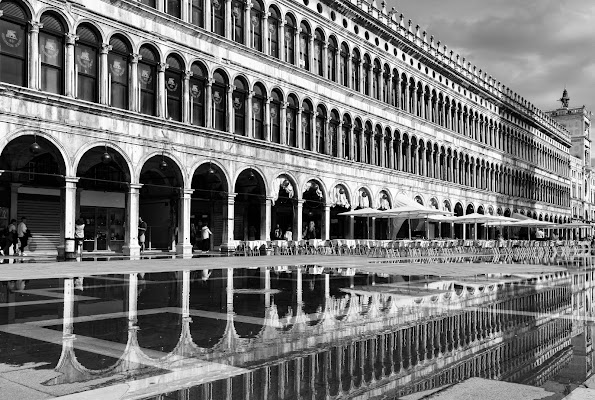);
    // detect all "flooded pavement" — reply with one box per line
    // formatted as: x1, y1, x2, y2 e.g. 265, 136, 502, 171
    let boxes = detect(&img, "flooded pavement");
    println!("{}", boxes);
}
0, 255, 594, 399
